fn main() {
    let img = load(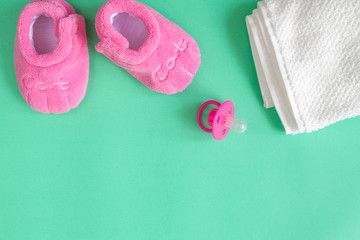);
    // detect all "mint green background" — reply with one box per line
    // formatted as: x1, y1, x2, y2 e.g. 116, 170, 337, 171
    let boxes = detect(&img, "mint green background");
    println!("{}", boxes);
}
1, 0, 360, 239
